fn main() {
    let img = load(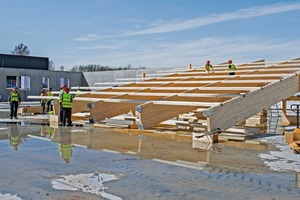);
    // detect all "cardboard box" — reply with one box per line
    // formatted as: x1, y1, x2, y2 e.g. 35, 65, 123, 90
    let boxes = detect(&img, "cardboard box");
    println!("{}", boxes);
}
285, 131, 294, 144
49, 115, 59, 122
285, 130, 300, 144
